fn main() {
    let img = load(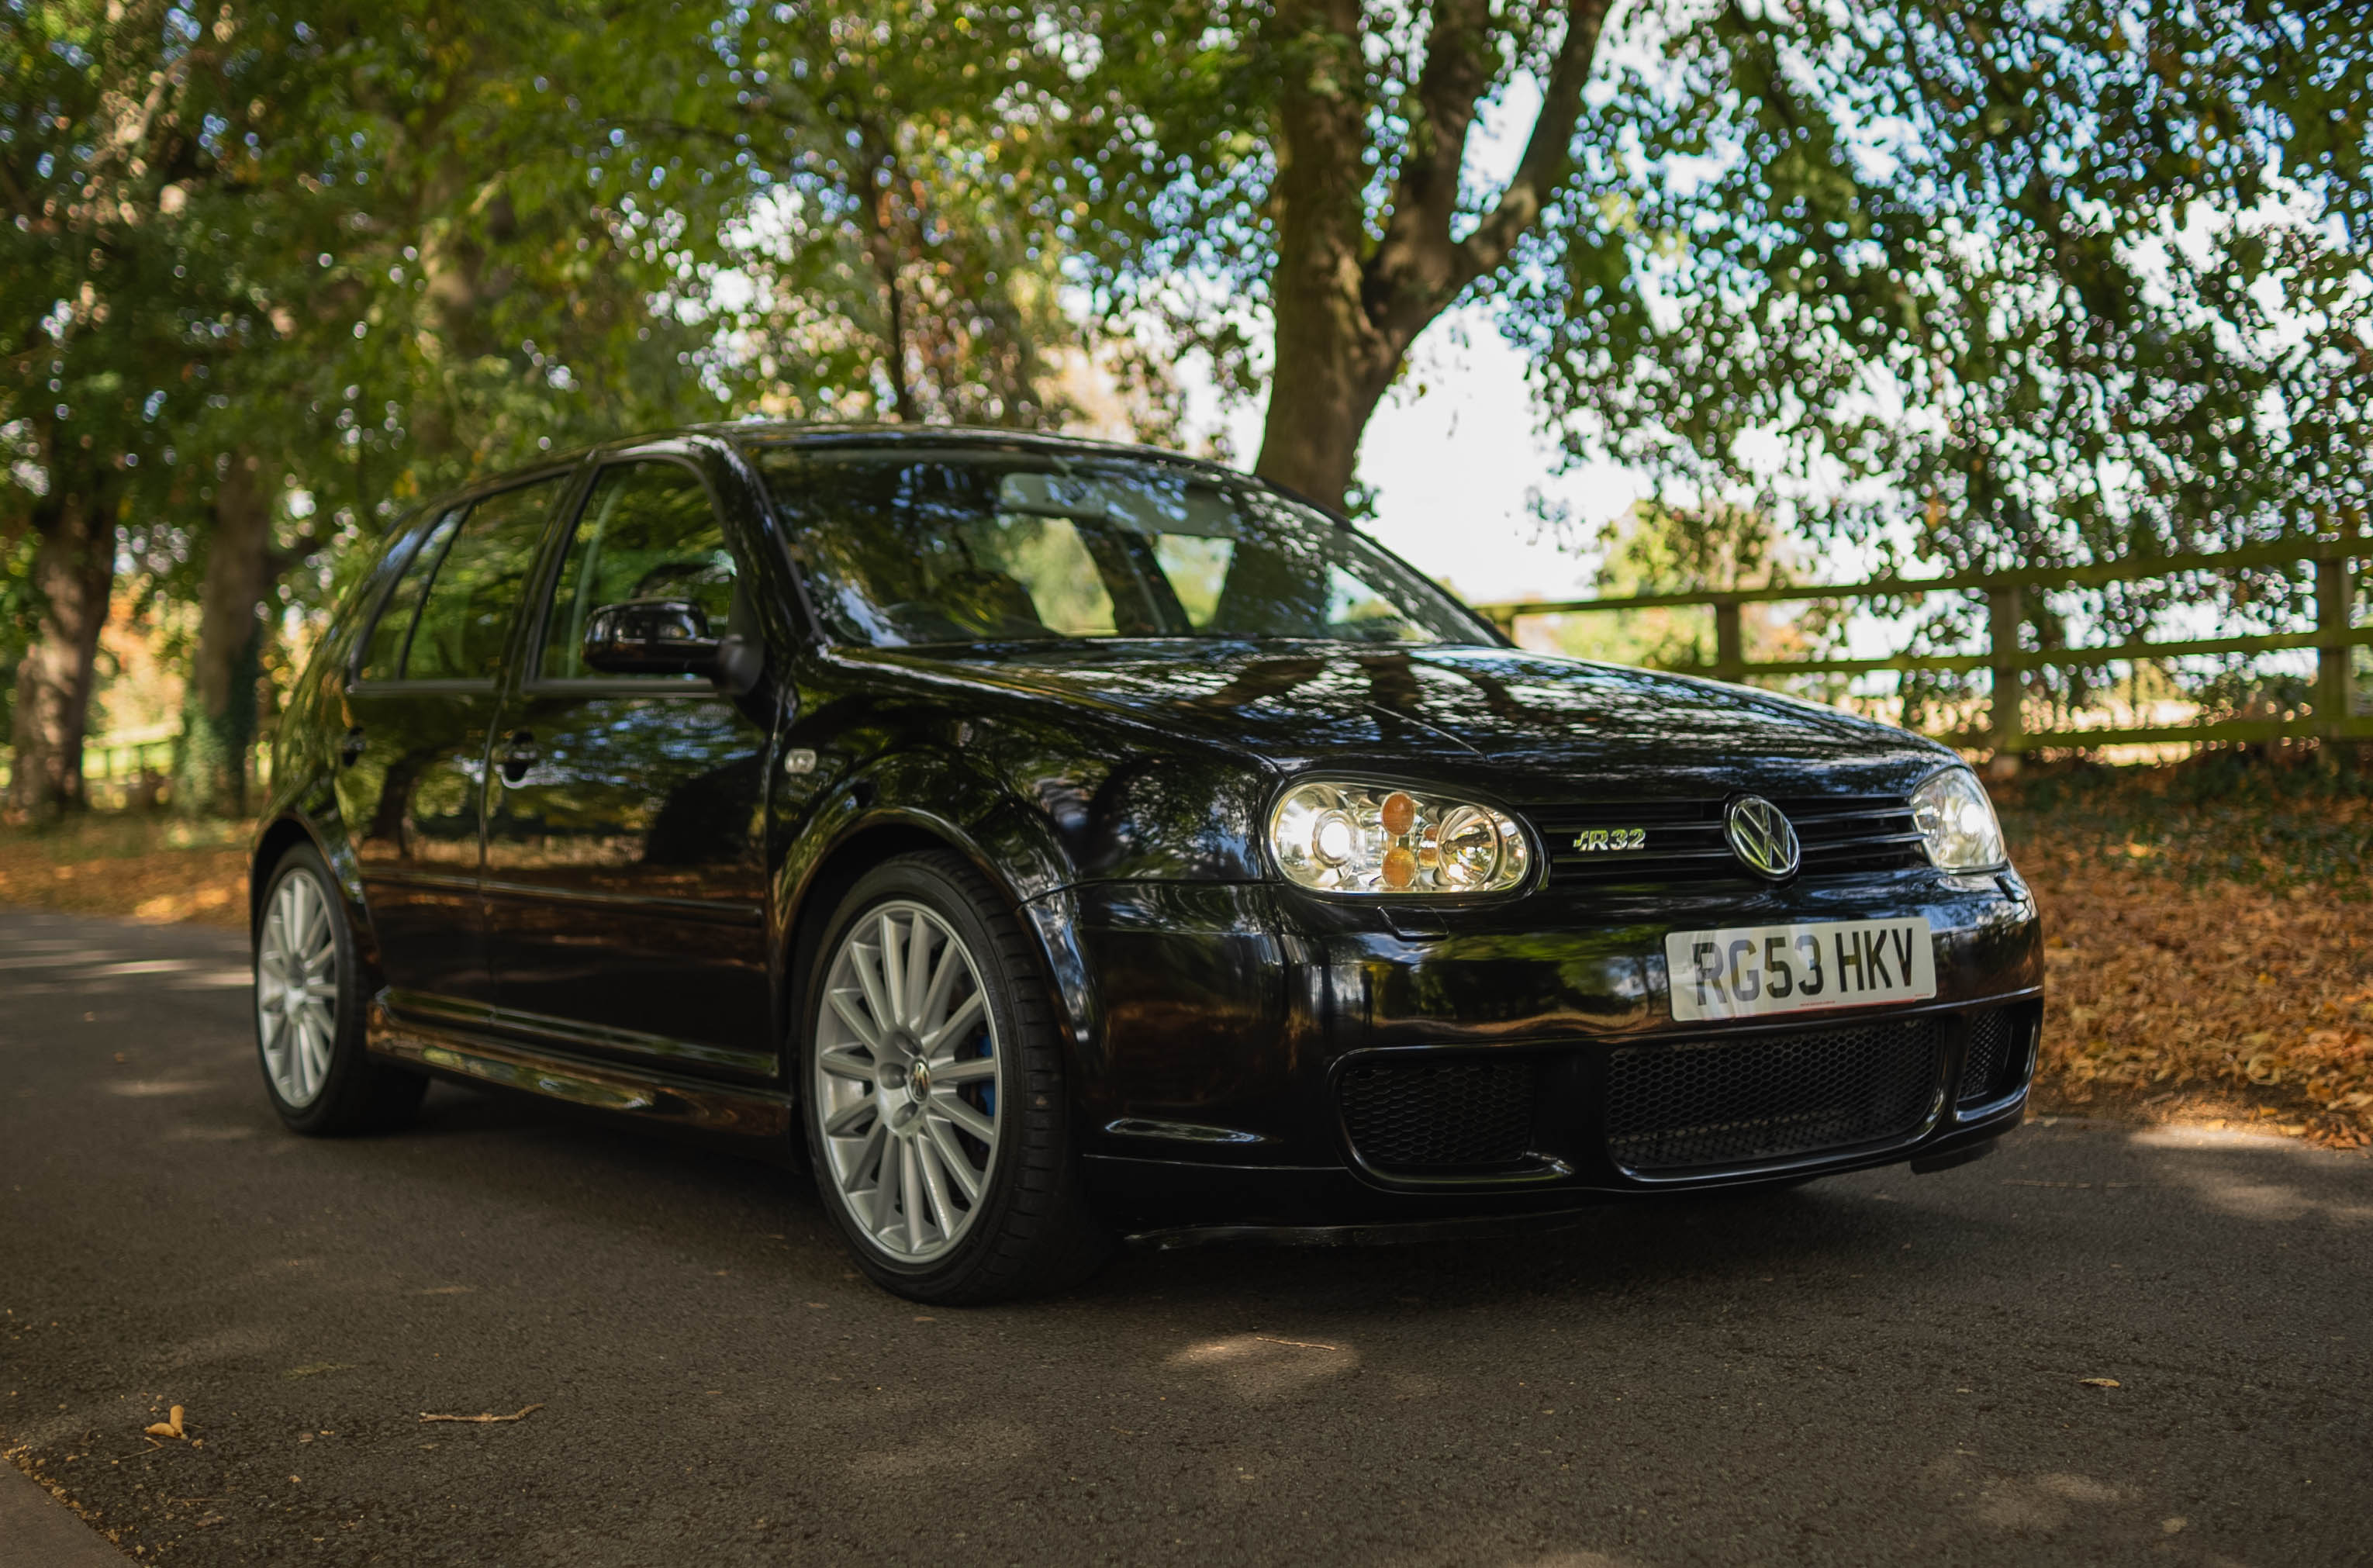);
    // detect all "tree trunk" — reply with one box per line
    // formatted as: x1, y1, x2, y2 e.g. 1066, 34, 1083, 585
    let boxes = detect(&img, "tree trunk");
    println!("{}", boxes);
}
1251, 0, 1612, 515
8, 461, 119, 818
175, 453, 276, 818
1252, 0, 1397, 512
